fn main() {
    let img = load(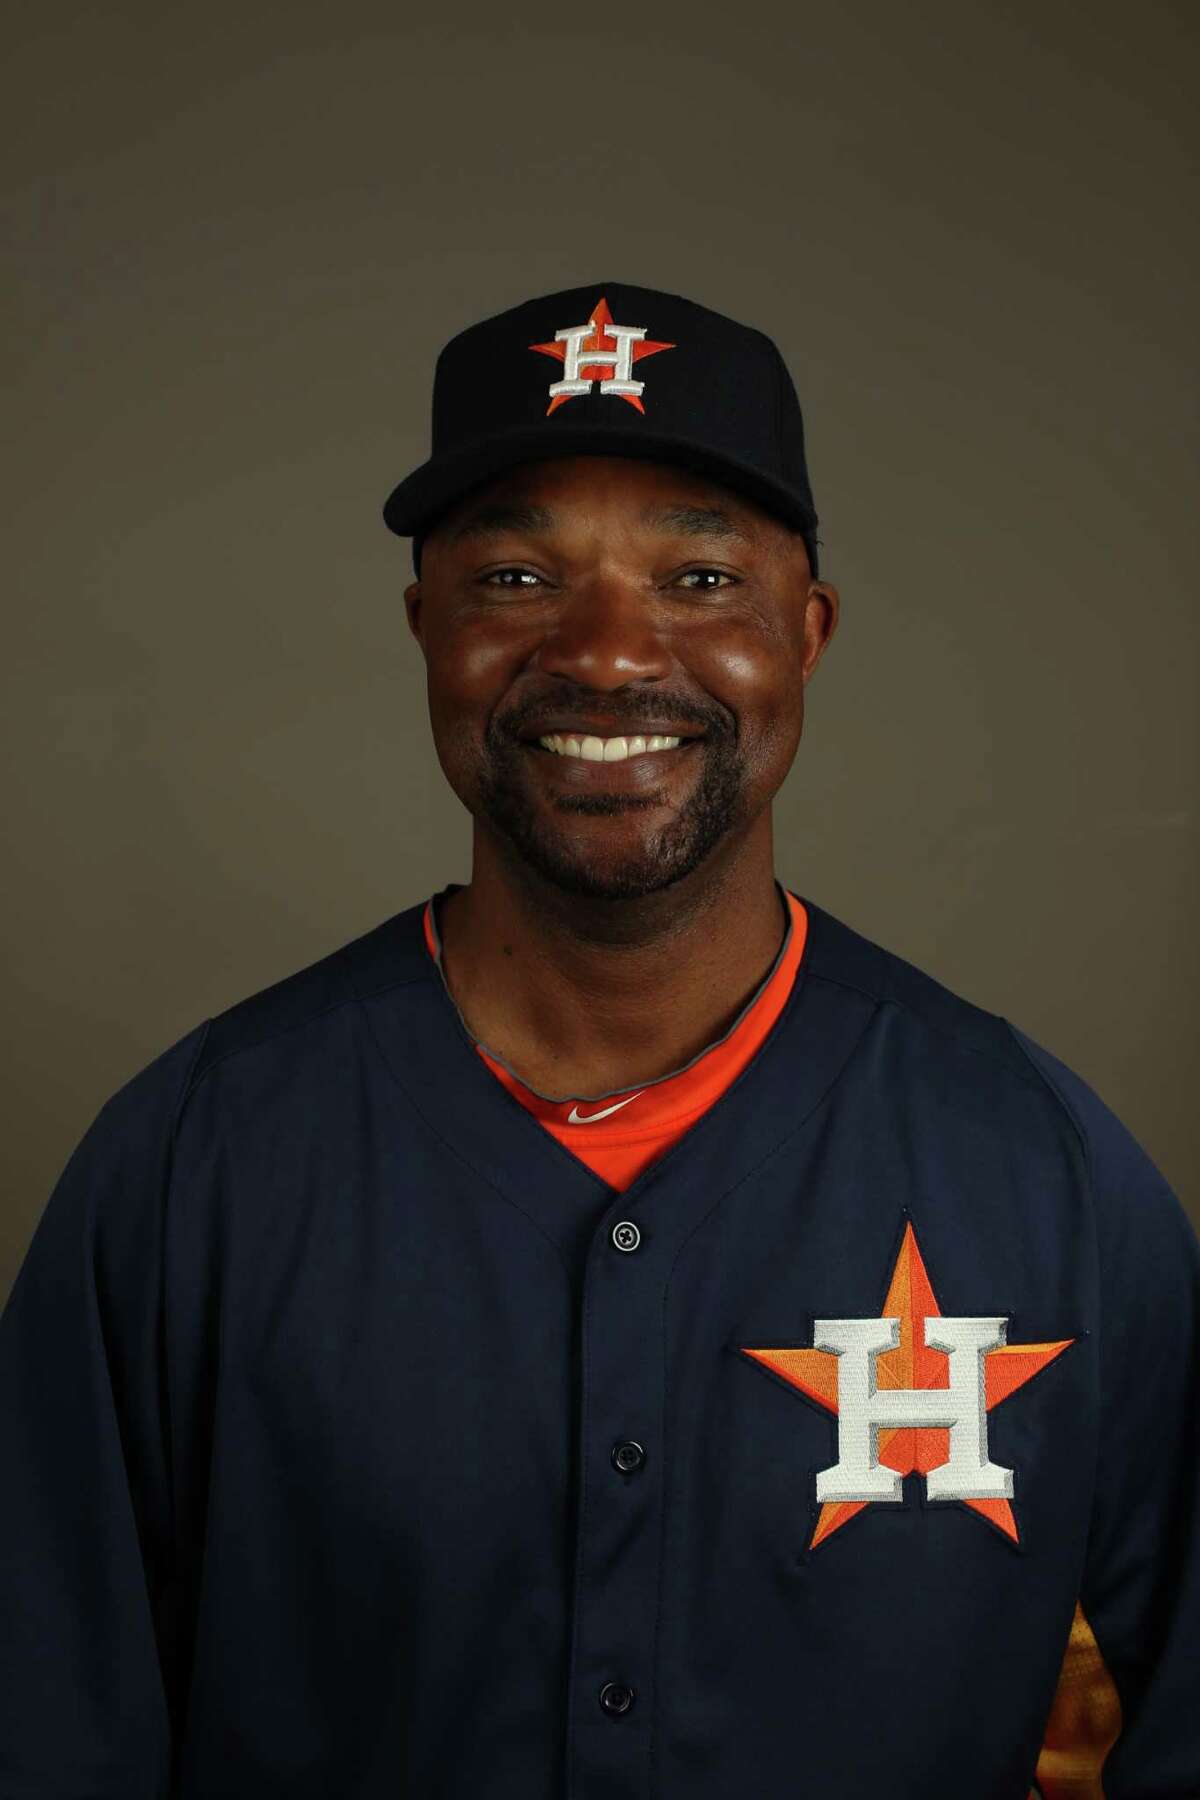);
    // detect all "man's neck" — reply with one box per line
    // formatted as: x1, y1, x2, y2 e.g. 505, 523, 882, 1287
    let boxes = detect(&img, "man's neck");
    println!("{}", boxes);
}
434, 844, 789, 1099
